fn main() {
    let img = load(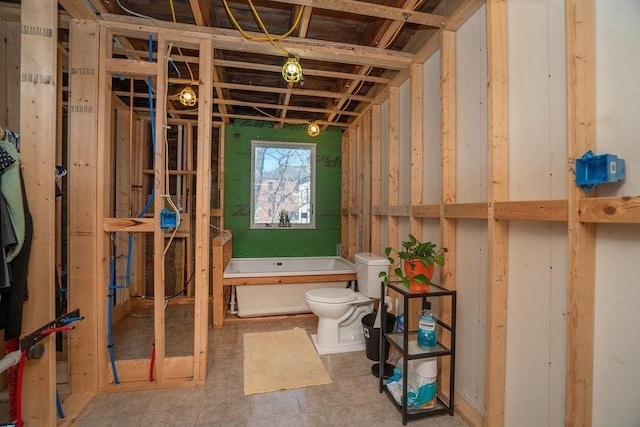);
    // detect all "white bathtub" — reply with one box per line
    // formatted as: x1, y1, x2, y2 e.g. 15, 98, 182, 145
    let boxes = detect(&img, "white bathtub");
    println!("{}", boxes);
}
223, 256, 357, 318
